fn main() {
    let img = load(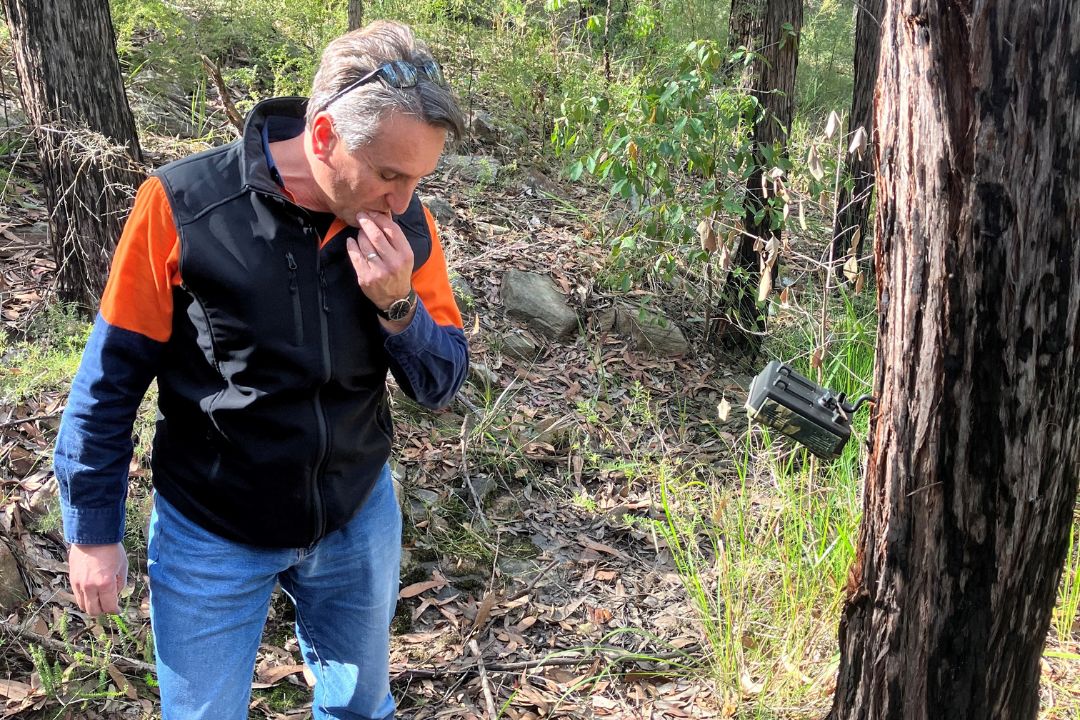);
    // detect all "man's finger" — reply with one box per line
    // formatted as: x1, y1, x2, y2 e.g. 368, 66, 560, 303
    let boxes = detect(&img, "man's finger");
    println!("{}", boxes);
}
358, 216, 396, 258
